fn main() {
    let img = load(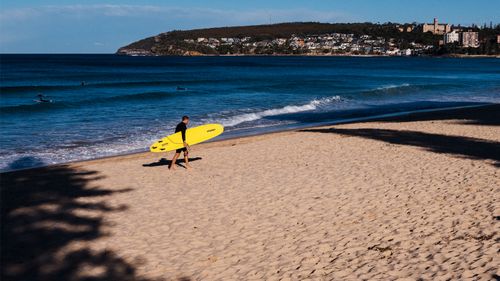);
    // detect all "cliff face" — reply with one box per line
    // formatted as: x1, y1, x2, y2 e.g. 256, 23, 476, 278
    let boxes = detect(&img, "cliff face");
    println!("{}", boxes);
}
117, 33, 215, 56
117, 34, 174, 56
